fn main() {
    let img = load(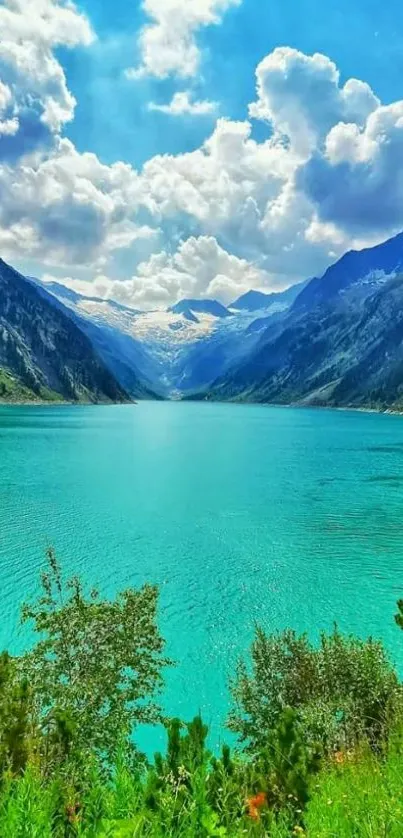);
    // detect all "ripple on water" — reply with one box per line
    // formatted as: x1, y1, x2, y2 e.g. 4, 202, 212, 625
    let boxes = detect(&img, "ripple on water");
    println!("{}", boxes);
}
0, 402, 403, 751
